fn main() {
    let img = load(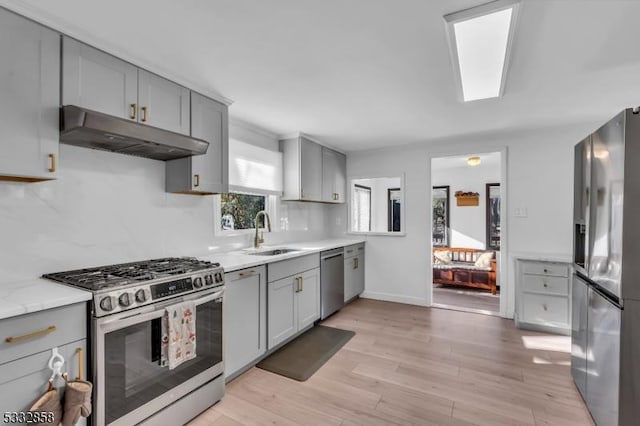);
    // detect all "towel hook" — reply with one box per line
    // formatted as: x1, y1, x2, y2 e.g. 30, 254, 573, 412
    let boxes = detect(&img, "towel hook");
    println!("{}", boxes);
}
48, 347, 65, 382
